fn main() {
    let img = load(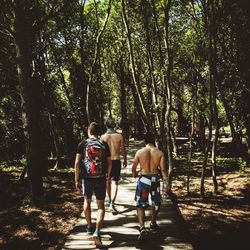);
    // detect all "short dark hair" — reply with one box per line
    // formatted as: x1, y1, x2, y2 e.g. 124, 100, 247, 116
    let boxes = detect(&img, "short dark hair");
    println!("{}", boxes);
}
88, 122, 100, 136
144, 131, 155, 145
105, 118, 116, 129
